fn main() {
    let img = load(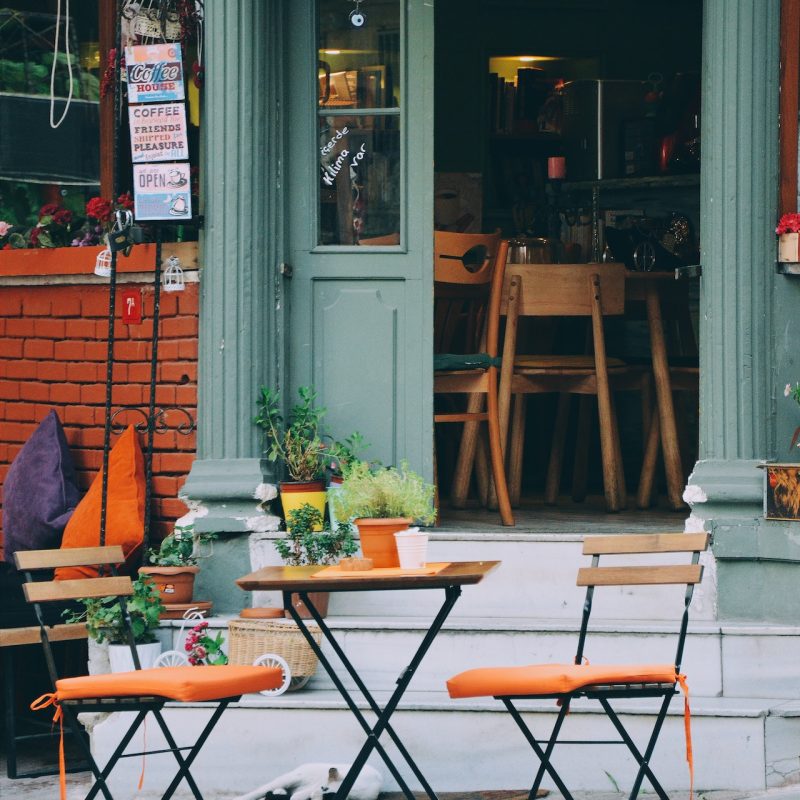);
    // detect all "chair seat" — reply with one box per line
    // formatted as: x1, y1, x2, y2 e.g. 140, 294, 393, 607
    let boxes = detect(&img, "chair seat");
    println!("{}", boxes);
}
55, 664, 282, 702
446, 662, 678, 699
514, 355, 626, 370
434, 353, 501, 371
